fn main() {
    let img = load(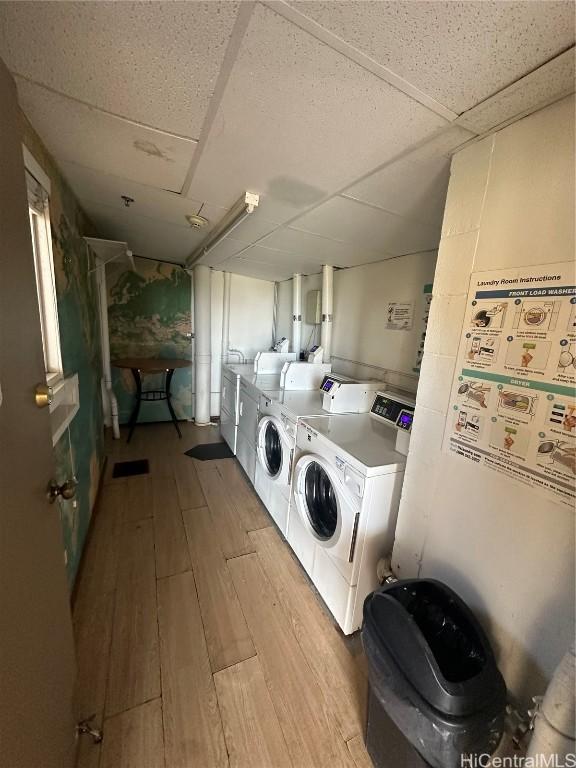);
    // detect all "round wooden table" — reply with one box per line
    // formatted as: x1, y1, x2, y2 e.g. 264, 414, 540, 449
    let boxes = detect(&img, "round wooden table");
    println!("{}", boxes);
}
112, 357, 191, 443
